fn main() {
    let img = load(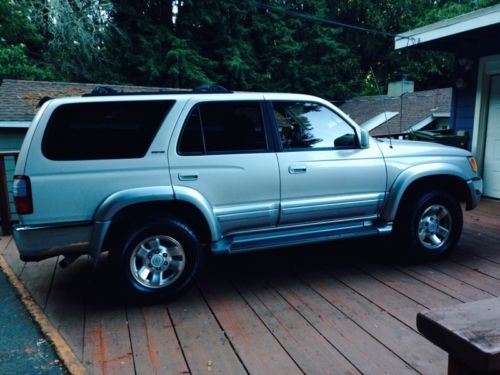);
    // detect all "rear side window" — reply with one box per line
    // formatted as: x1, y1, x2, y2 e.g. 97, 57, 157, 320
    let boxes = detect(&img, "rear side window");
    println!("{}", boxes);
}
43, 100, 174, 160
178, 101, 267, 154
